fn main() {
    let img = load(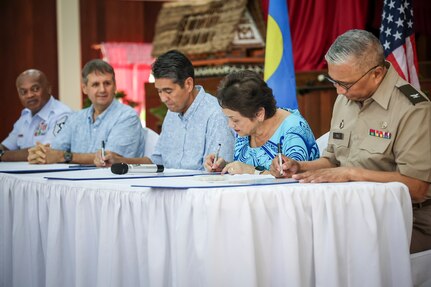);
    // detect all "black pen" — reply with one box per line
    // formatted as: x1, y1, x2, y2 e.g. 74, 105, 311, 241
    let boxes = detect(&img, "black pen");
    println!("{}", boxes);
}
101, 140, 106, 159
